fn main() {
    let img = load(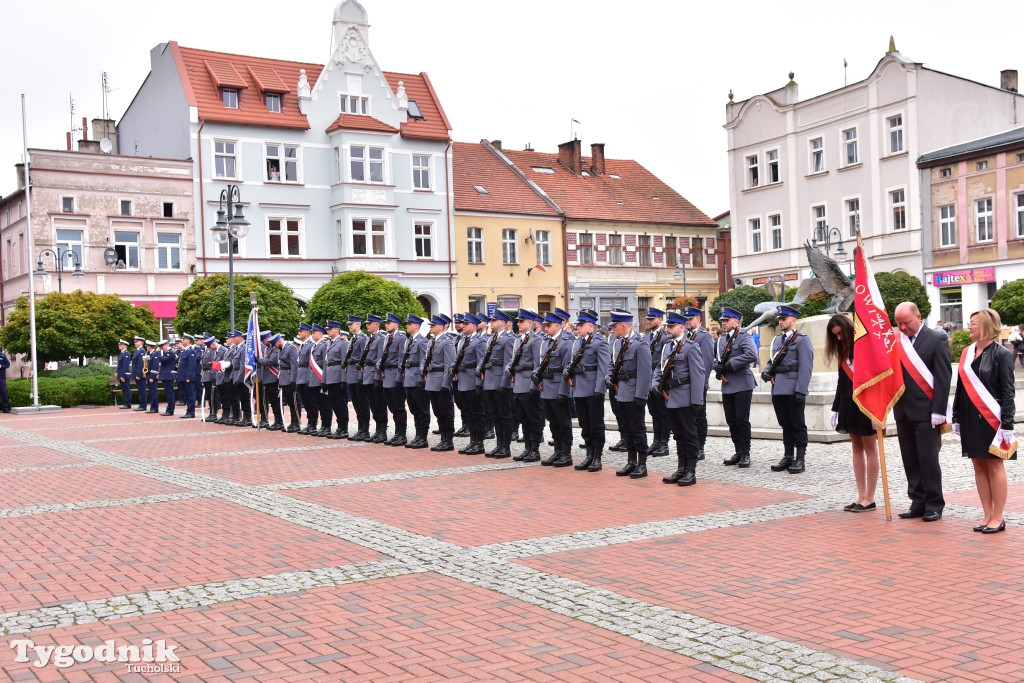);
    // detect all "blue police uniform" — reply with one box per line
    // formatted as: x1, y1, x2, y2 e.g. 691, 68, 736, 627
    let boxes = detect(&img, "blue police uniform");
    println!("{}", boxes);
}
422, 314, 456, 450
715, 307, 759, 468
604, 310, 653, 478
116, 343, 132, 408
565, 309, 610, 472
401, 315, 430, 448
762, 304, 814, 474
654, 311, 707, 486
